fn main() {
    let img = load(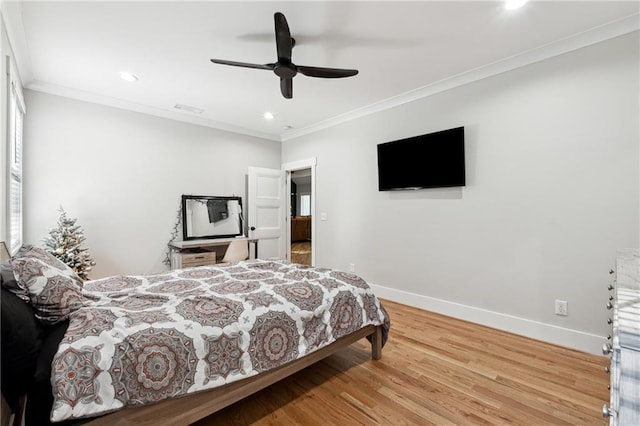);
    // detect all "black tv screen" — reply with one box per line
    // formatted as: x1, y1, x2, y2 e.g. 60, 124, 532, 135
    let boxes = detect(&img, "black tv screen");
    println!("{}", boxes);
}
377, 127, 465, 191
